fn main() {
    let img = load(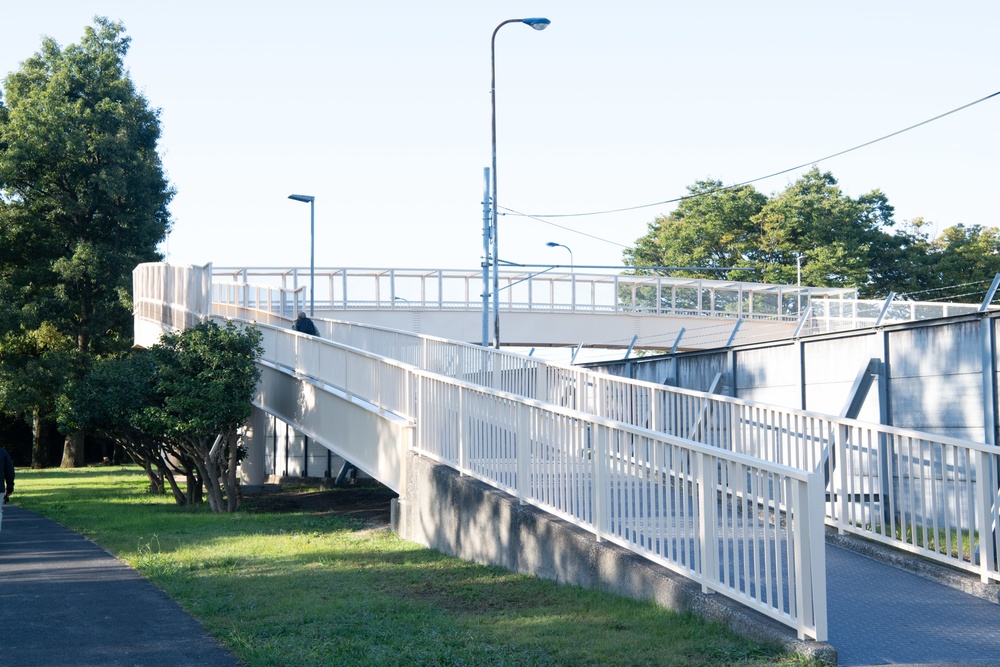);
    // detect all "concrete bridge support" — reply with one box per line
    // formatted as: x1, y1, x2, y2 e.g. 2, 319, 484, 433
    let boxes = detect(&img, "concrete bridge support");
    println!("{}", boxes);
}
240, 407, 268, 487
